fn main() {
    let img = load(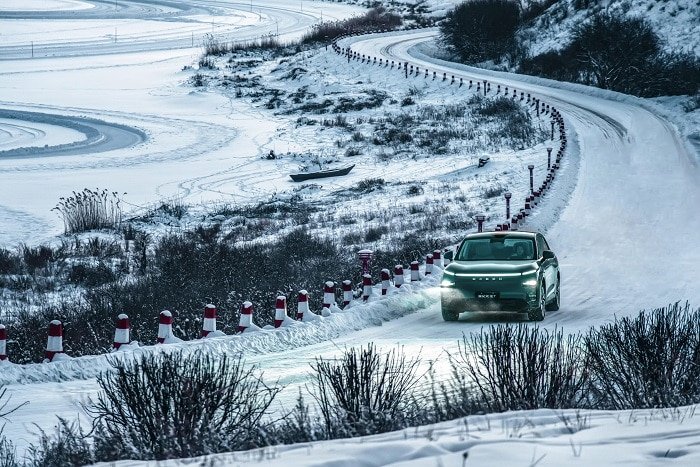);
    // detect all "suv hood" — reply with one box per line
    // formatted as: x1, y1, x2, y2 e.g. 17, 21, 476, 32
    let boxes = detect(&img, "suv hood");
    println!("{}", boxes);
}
445, 261, 538, 275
